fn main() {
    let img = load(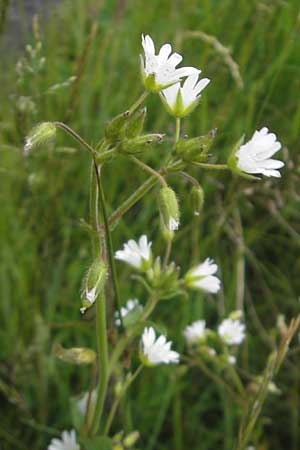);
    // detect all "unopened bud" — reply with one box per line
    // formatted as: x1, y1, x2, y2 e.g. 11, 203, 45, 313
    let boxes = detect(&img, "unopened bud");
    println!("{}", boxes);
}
120, 133, 163, 154
175, 132, 215, 163
125, 107, 147, 138
123, 431, 140, 447
24, 122, 56, 154
158, 187, 180, 232
190, 186, 204, 216
80, 259, 107, 314
52, 343, 96, 365
104, 111, 130, 142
